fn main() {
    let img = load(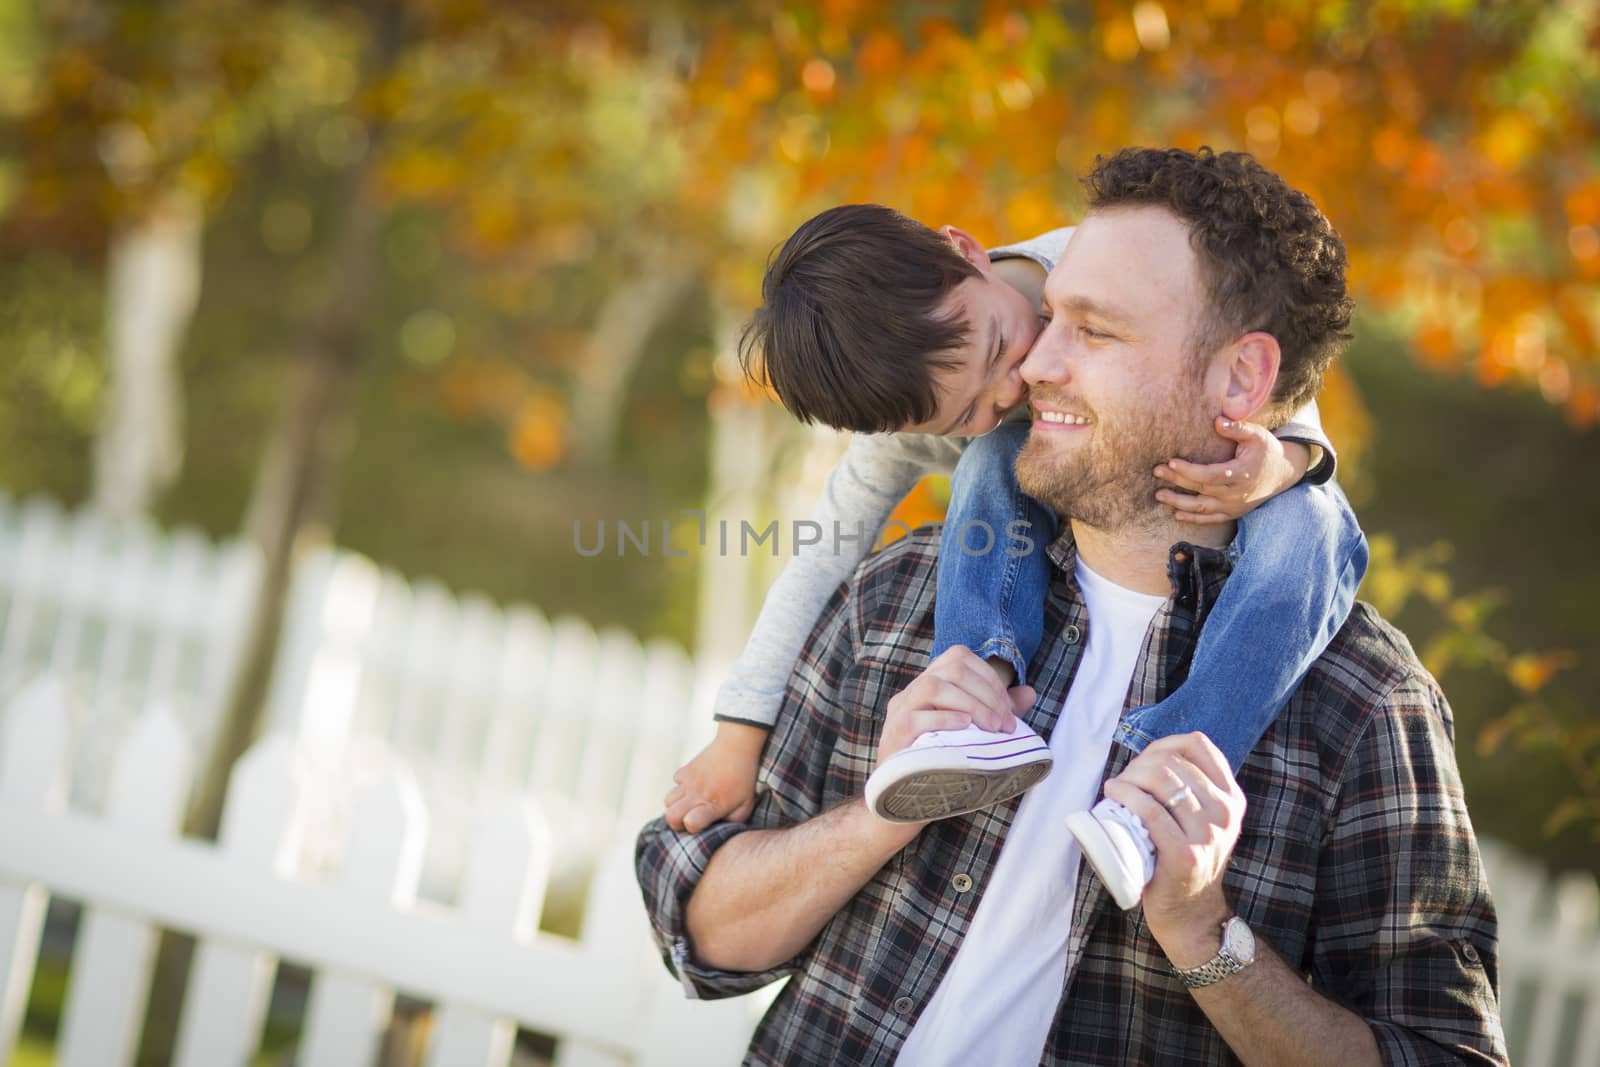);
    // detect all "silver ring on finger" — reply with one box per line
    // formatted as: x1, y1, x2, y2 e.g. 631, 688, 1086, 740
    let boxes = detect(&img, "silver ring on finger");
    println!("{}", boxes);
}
1164, 785, 1196, 811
